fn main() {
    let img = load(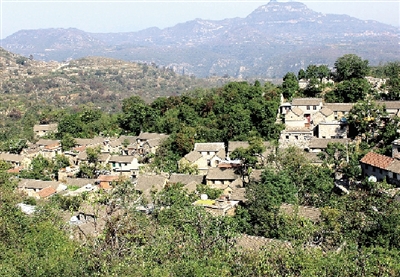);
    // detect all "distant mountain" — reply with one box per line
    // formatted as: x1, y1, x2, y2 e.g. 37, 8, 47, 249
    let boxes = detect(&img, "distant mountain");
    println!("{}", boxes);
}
2, 1, 399, 78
